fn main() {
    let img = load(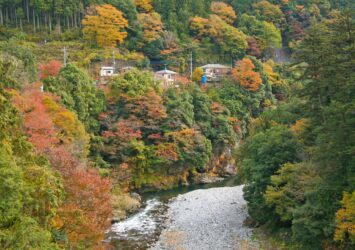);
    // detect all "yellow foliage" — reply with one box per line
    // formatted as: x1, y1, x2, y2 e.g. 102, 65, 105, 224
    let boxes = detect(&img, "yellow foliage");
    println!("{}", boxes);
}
53, 111, 77, 133
192, 67, 204, 82
42, 96, 61, 113
263, 60, 288, 90
82, 4, 128, 48
137, 12, 163, 42
43, 96, 90, 158
334, 192, 355, 244
211, 2, 237, 24
134, 0, 153, 13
